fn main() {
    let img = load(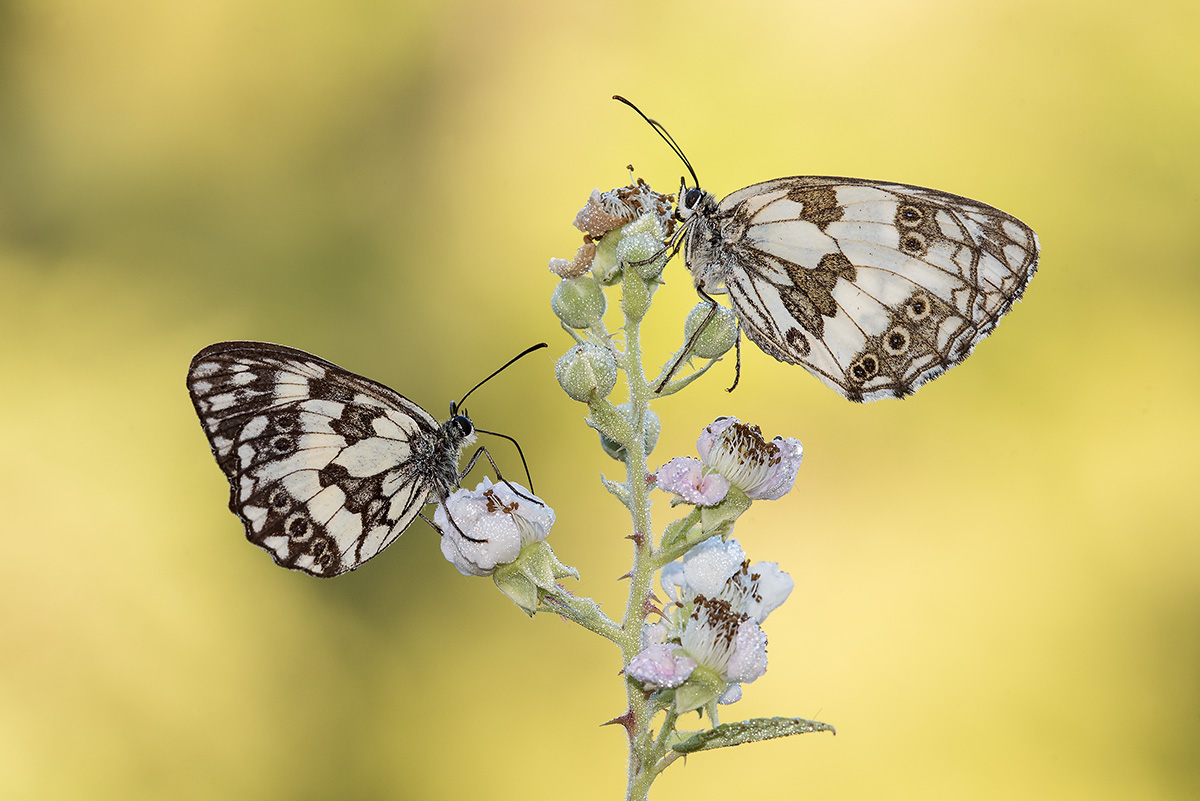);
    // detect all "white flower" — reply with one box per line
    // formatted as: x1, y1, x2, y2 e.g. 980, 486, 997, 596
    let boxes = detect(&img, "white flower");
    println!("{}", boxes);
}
696, 417, 803, 501
661, 538, 794, 624
629, 538, 793, 708
435, 477, 555, 577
